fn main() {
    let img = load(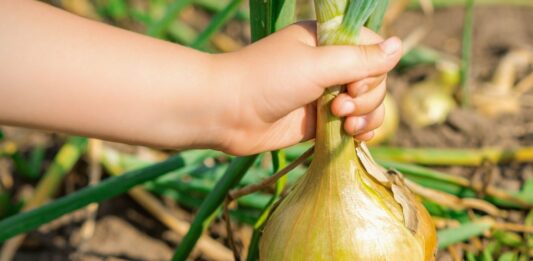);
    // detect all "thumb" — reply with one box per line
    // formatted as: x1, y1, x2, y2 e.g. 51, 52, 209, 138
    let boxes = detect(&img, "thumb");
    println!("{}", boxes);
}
312, 37, 402, 88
